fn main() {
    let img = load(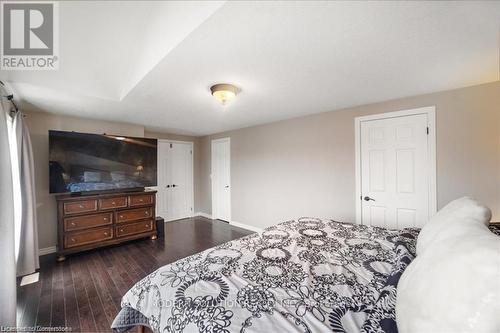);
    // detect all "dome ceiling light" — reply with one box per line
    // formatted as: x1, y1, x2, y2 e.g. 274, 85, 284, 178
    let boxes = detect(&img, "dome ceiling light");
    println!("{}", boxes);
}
210, 83, 238, 105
